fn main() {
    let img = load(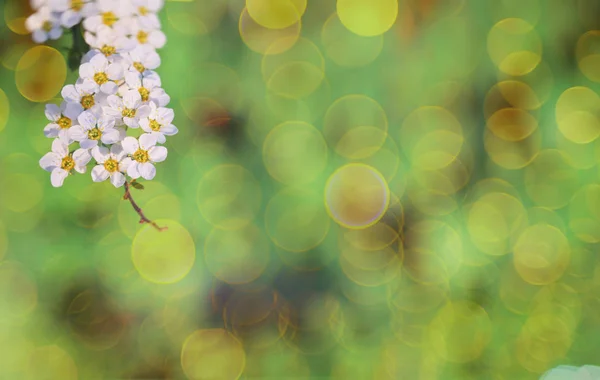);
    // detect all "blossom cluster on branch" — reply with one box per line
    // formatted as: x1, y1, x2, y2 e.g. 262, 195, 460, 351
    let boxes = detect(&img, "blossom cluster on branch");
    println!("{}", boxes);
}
26, 0, 177, 190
